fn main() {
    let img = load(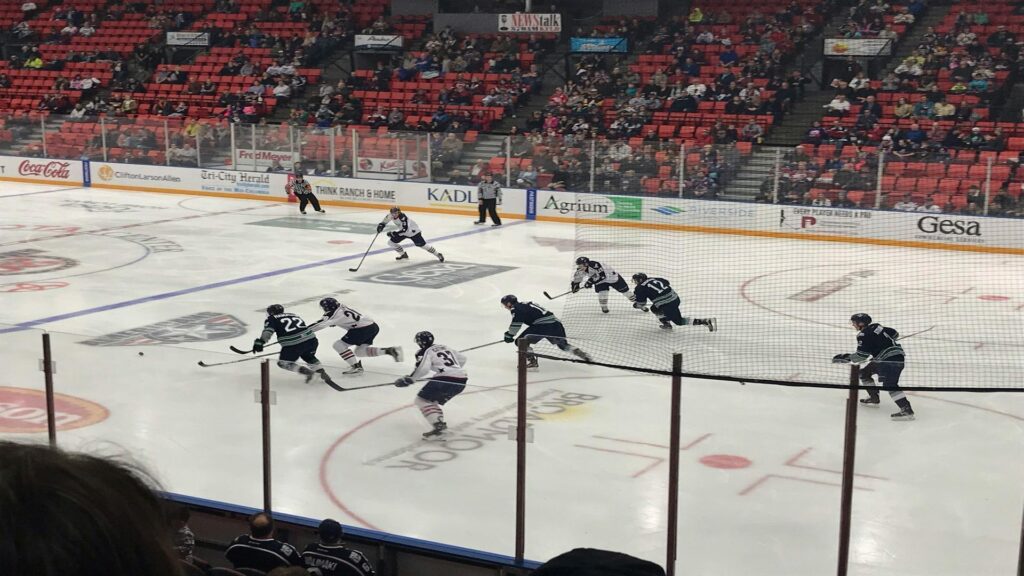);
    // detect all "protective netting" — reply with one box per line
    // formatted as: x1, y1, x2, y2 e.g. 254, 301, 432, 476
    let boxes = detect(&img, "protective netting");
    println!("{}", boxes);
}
531, 194, 1024, 392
